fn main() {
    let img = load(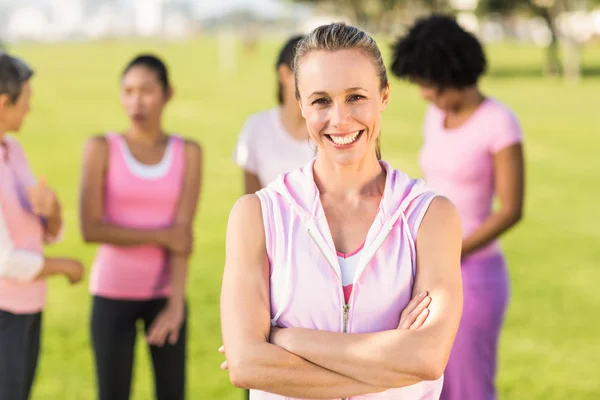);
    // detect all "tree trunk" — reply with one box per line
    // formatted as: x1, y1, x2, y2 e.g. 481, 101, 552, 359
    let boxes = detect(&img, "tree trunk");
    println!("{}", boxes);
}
540, 7, 563, 76
562, 37, 582, 83
561, 0, 585, 83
